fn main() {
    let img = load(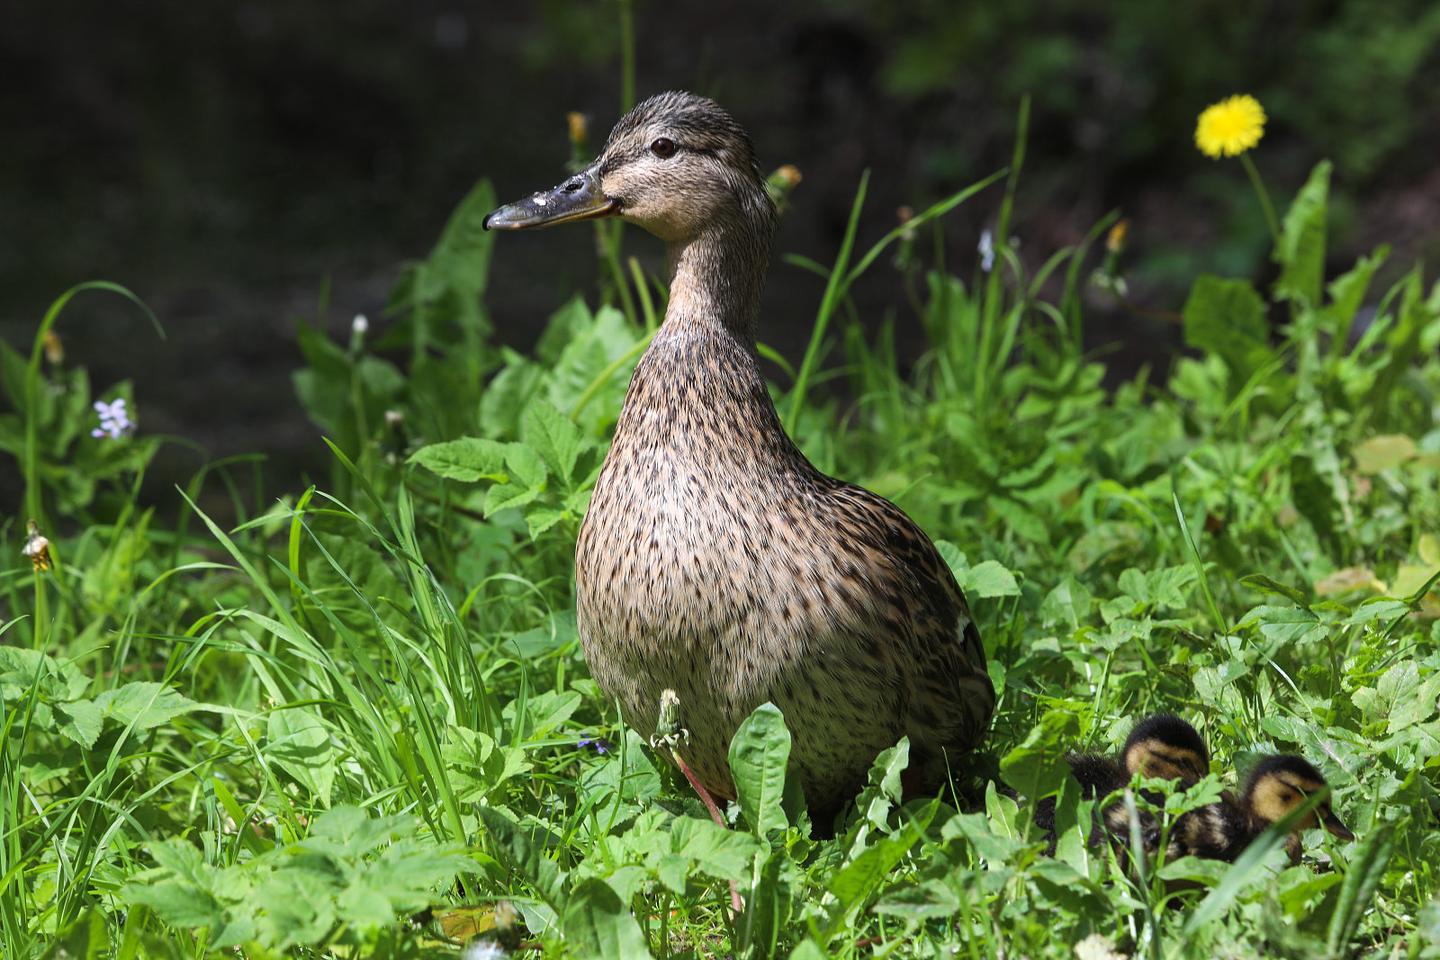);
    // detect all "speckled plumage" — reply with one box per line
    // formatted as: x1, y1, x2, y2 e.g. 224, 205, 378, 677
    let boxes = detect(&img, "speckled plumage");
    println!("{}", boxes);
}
558, 93, 995, 823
